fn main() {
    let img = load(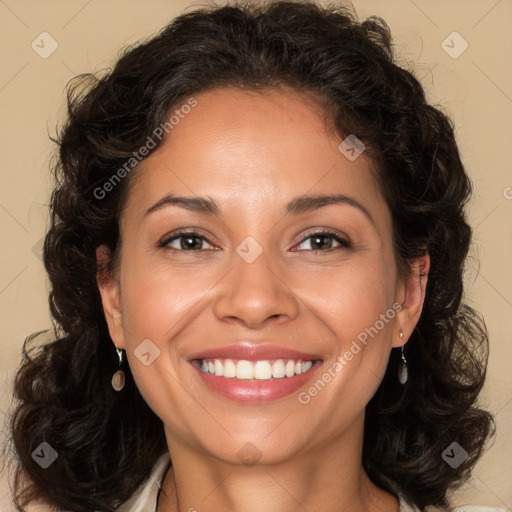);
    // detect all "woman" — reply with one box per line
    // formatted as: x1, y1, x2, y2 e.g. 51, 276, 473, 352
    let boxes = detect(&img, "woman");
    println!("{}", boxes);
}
8, 1, 500, 511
